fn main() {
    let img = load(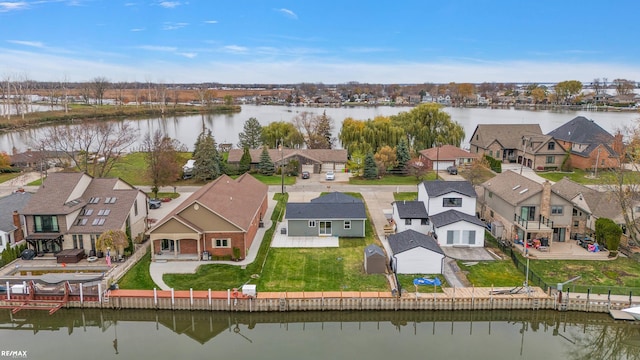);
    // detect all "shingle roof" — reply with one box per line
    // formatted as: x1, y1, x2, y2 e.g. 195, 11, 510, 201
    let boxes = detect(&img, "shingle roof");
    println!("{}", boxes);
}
429, 209, 484, 228
394, 201, 428, 219
551, 177, 623, 220
388, 229, 443, 255
418, 145, 478, 161
160, 173, 268, 232
310, 192, 362, 204
227, 148, 348, 164
286, 202, 366, 220
481, 170, 542, 206
421, 180, 477, 198
0, 192, 32, 232
364, 244, 385, 258
547, 116, 614, 145
470, 124, 542, 150
21, 172, 87, 215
